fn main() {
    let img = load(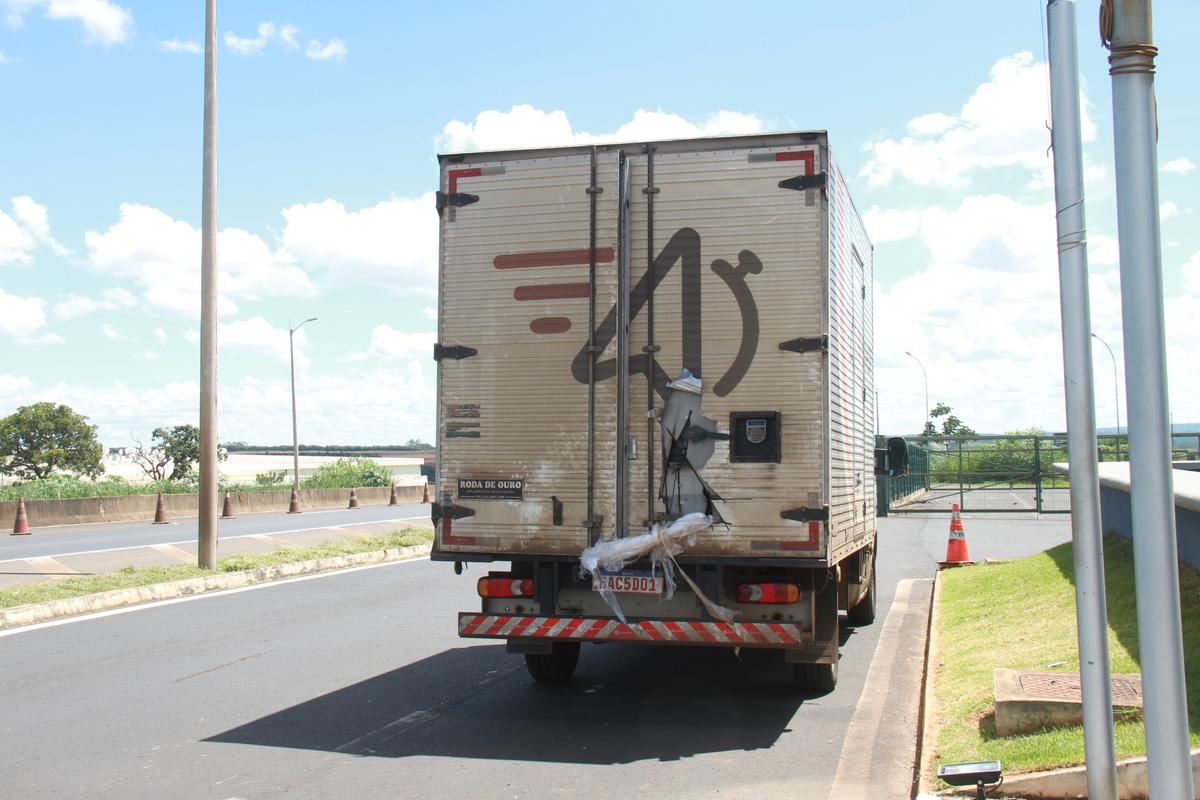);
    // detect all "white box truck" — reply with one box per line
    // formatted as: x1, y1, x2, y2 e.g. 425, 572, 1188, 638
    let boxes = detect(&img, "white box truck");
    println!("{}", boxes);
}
431, 132, 876, 691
